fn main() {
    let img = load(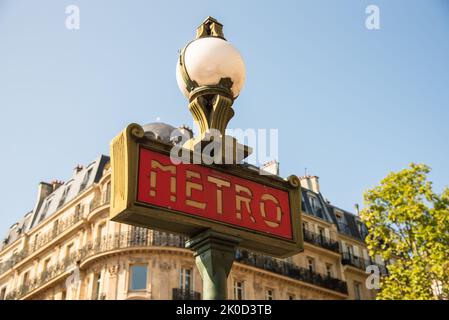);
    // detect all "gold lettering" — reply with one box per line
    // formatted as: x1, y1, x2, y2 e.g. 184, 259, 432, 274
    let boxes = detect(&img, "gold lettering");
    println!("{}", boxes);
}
235, 184, 255, 222
149, 160, 176, 202
259, 194, 282, 228
207, 176, 231, 214
185, 170, 206, 209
